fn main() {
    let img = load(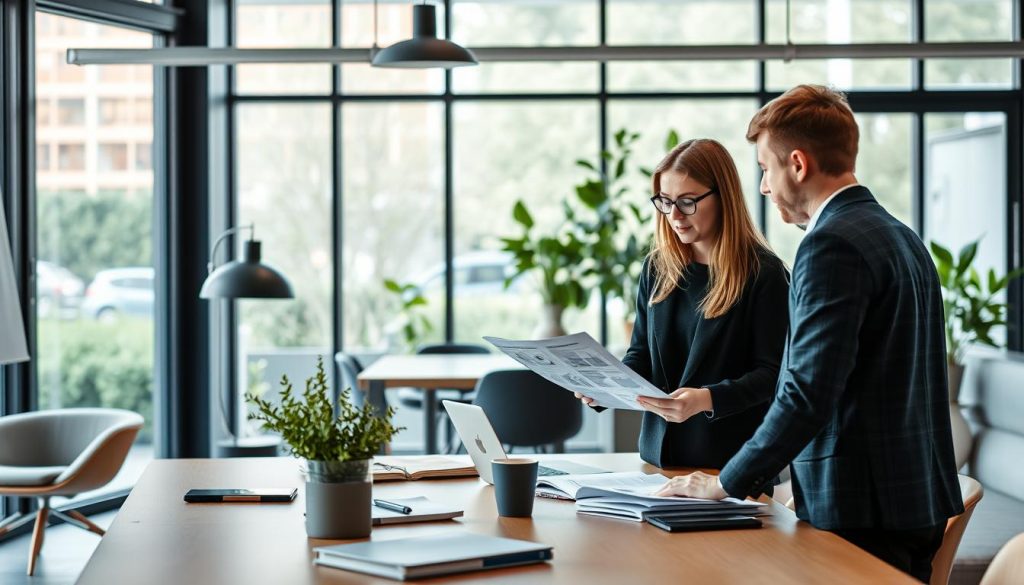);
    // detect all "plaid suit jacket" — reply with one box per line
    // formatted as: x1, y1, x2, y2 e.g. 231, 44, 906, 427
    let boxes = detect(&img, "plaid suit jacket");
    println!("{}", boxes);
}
719, 186, 964, 531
